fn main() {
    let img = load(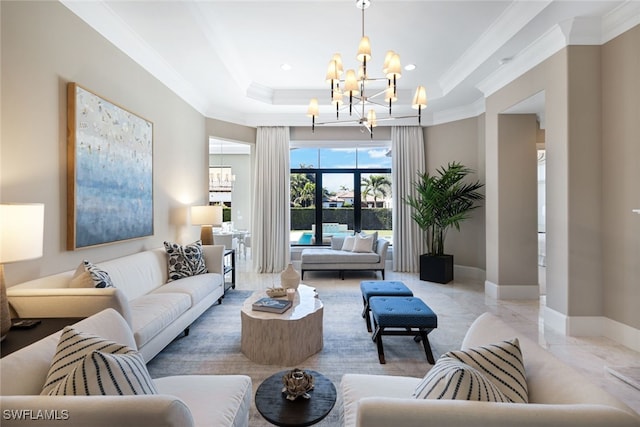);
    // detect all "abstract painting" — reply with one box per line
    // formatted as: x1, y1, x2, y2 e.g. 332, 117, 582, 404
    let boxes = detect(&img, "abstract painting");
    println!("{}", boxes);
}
67, 83, 153, 249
